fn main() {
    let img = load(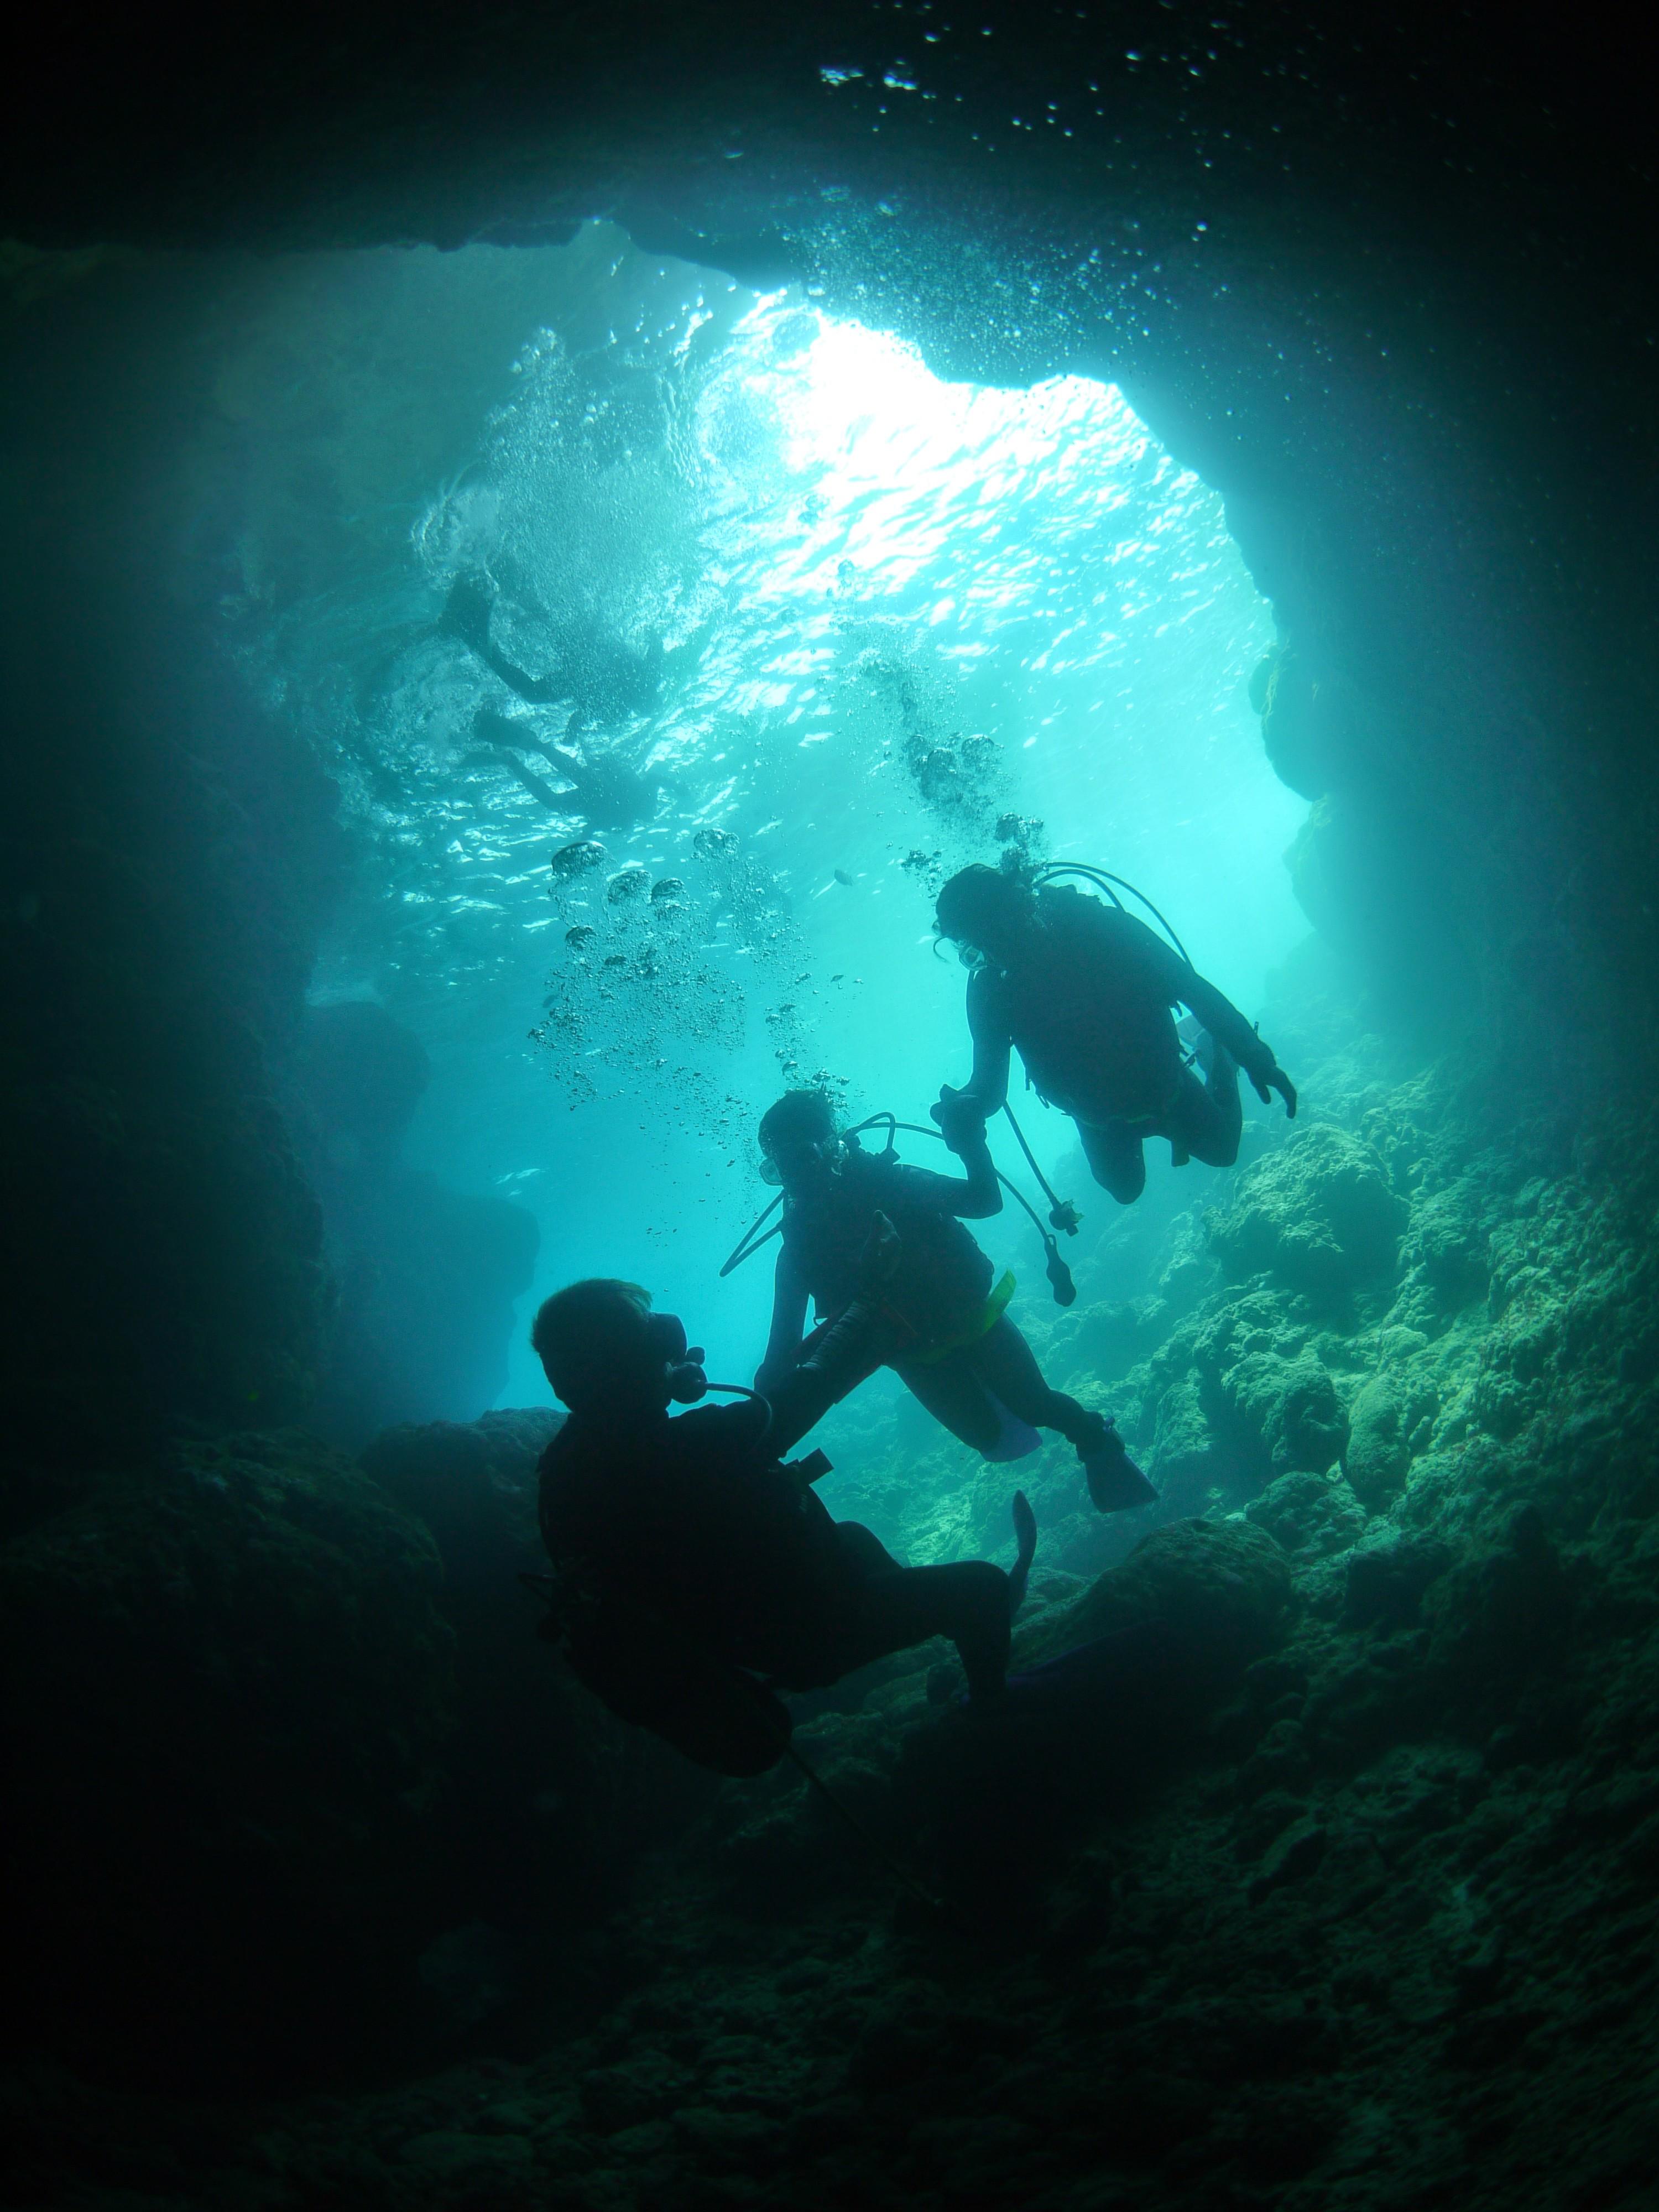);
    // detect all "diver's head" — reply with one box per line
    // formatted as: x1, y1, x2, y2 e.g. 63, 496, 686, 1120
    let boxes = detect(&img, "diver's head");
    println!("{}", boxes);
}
531, 1279, 706, 1416
758, 1088, 841, 1191
934, 863, 1035, 967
